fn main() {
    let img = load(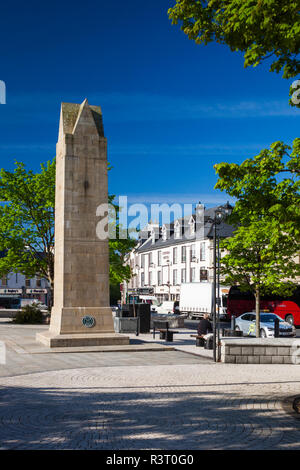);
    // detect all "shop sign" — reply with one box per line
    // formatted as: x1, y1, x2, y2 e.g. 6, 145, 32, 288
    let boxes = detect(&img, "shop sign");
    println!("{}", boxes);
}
0, 288, 22, 294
